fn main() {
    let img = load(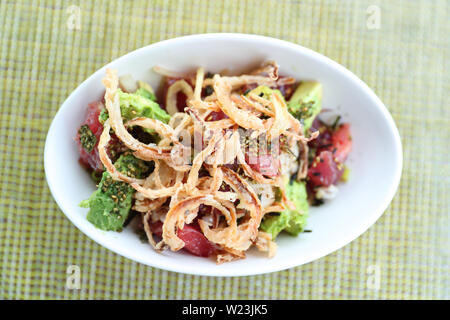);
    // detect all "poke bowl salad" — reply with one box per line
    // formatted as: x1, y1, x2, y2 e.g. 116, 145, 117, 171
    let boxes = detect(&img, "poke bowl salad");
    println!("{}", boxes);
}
75, 61, 352, 264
